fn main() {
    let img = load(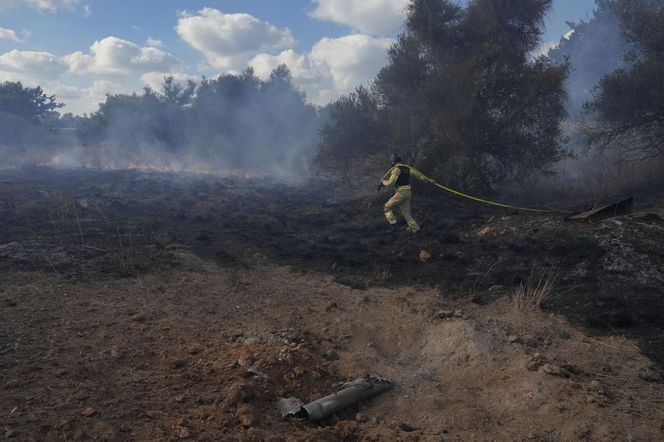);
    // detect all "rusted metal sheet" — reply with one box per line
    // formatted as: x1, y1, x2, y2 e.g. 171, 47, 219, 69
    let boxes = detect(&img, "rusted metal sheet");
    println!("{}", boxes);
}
277, 374, 393, 421
568, 197, 634, 221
